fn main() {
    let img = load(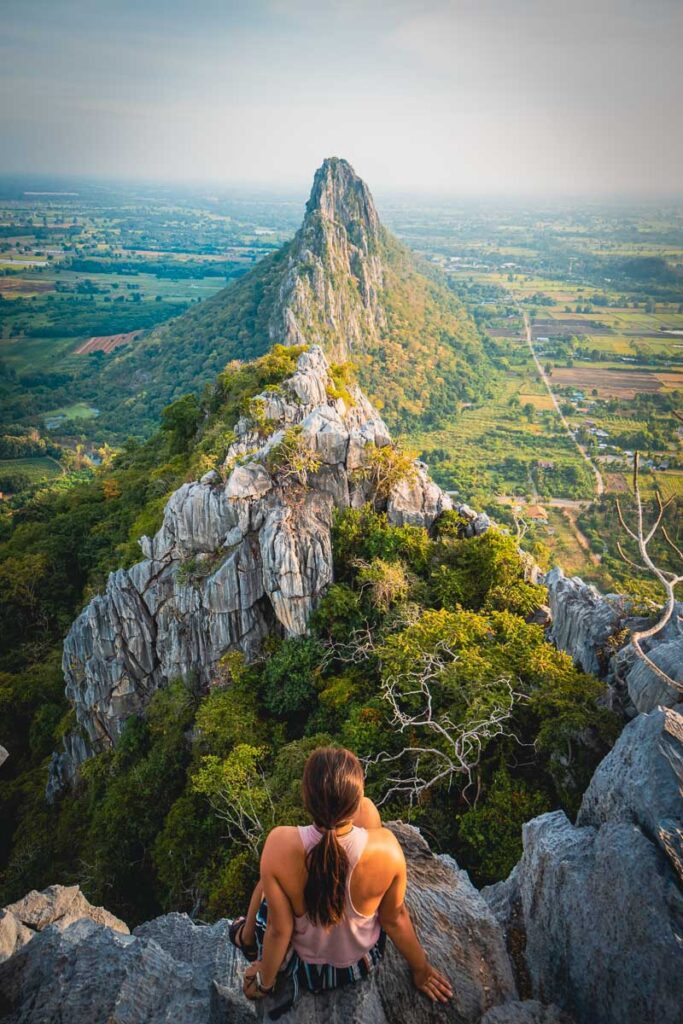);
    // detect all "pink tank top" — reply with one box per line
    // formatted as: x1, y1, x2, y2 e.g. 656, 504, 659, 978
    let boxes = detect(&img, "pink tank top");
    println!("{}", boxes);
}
292, 824, 382, 968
